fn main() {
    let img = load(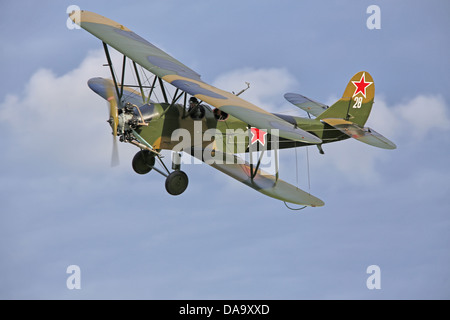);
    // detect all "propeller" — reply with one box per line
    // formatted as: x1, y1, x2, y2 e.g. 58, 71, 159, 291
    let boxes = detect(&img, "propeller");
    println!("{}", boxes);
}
106, 85, 120, 167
